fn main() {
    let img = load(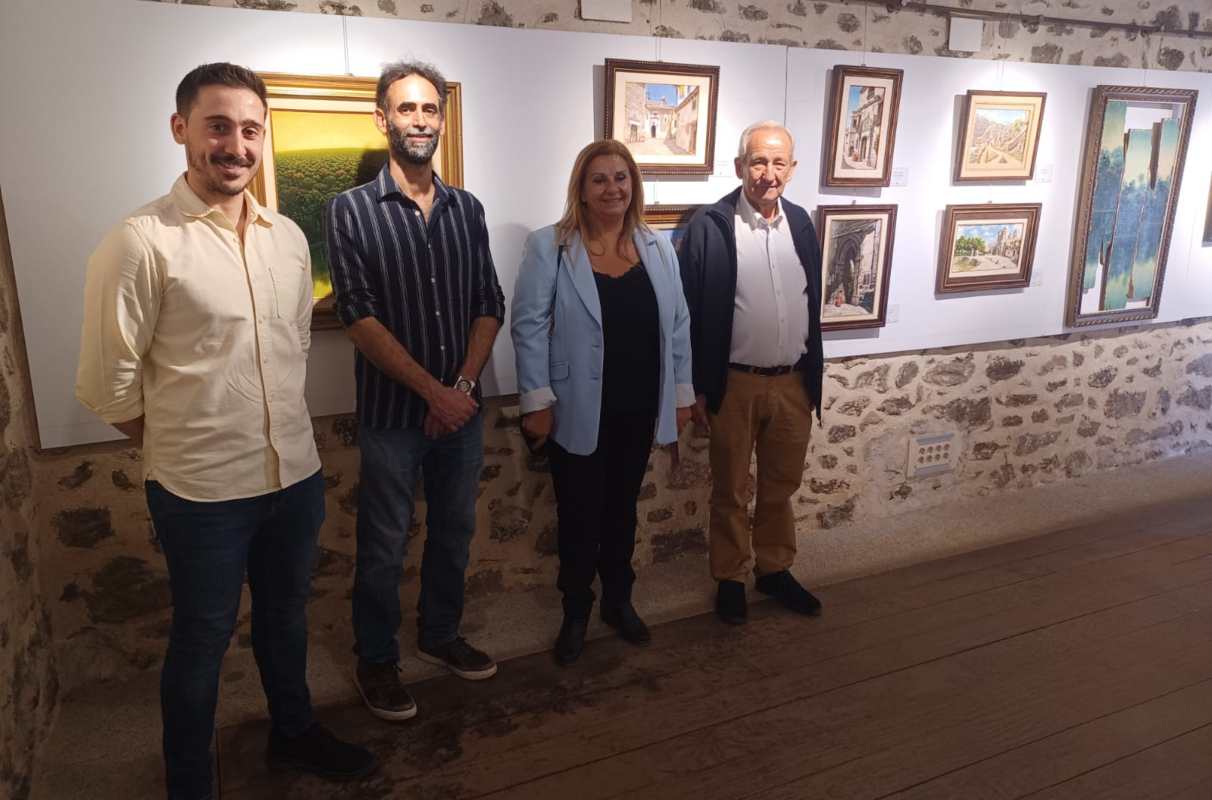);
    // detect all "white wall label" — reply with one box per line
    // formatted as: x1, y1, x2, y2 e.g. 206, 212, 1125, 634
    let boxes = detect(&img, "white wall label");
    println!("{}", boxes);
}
1031, 270, 1043, 287
890, 167, 908, 186
1036, 164, 1053, 183
887, 304, 900, 323
581, 0, 632, 23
